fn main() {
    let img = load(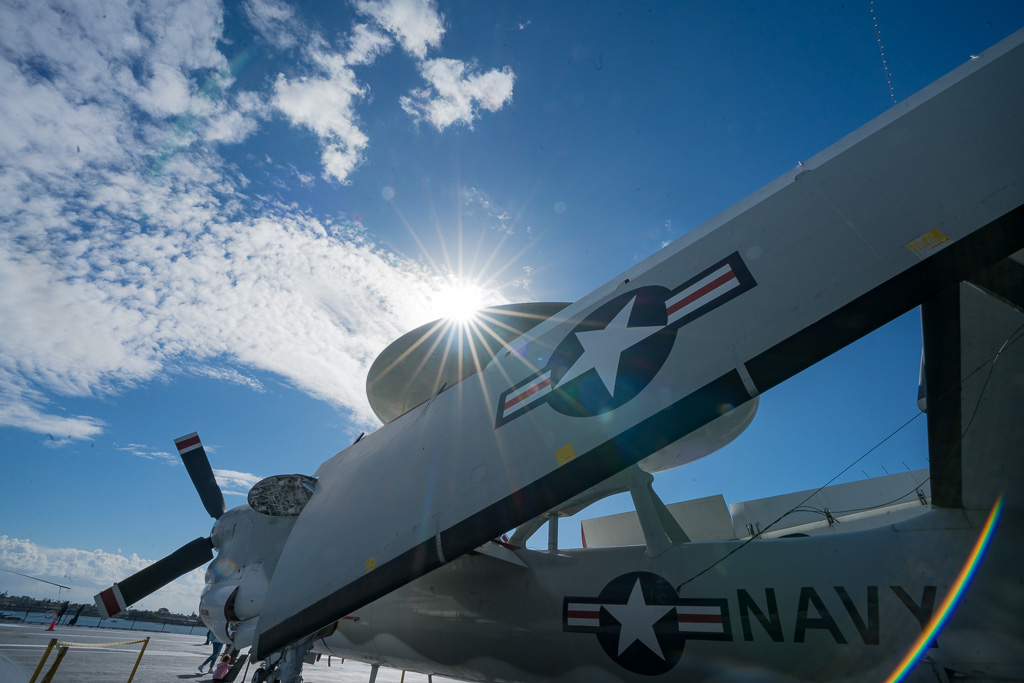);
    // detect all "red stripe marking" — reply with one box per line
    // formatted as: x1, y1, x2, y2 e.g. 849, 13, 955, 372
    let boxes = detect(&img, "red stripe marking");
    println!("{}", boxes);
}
677, 613, 722, 623
567, 610, 600, 619
99, 588, 121, 617
175, 434, 202, 452
504, 377, 552, 410
666, 270, 736, 316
